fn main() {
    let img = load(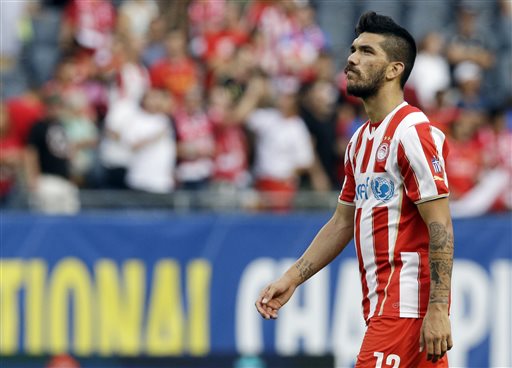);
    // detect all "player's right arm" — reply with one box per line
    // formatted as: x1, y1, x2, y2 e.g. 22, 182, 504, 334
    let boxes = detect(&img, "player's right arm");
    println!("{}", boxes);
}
256, 132, 359, 320
255, 202, 355, 319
